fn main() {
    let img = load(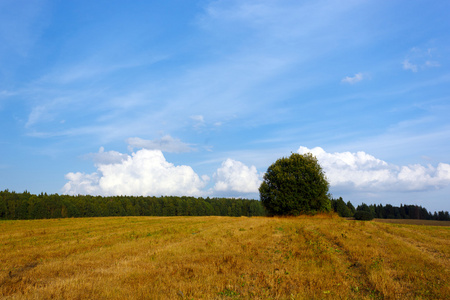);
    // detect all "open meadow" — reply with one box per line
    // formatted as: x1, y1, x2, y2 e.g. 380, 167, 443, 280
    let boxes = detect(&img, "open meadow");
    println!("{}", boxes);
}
1, 215, 449, 299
